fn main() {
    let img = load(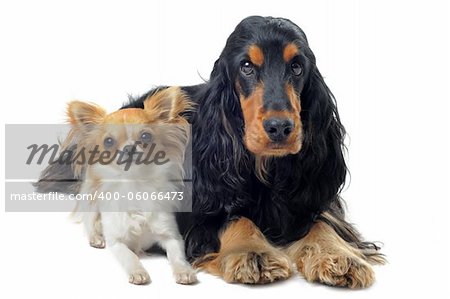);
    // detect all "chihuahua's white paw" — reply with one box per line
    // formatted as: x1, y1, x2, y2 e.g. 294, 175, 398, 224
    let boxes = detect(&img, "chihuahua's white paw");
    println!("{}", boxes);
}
174, 267, 197, 285
129, 270, 151, 285
89, 234, 105, 249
